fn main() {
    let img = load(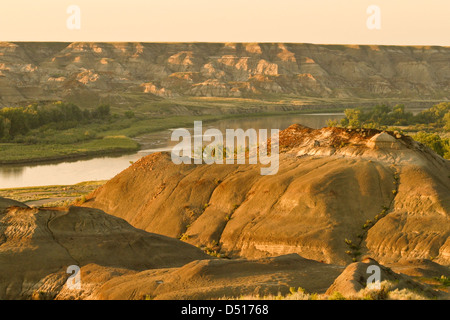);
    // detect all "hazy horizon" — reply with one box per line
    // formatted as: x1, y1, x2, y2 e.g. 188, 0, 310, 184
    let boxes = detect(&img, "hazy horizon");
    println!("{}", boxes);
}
0, 0, 449, 46
2, 41, 450, 48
